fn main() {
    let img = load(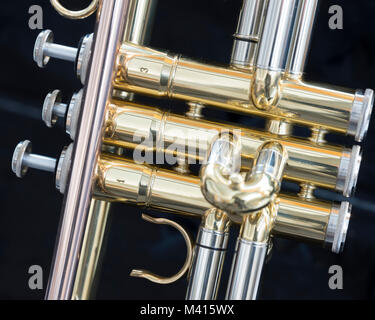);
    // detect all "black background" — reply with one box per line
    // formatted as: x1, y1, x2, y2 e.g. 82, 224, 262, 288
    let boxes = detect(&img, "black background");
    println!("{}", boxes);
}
1, 0, 375, 300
